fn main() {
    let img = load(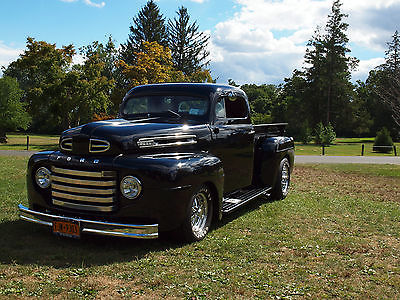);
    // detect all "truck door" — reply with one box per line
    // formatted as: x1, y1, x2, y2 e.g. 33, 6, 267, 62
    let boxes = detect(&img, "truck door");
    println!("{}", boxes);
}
210, 94, 255, 193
